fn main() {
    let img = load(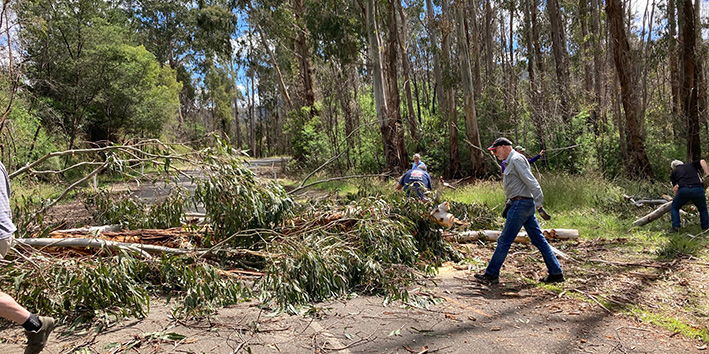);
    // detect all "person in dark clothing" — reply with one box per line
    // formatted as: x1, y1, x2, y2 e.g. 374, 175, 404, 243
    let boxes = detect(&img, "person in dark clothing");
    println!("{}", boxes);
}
669, 159, 709, 232
500, 146, 544, 173
395, 165, 432, 199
